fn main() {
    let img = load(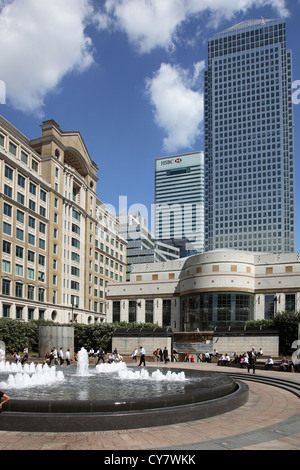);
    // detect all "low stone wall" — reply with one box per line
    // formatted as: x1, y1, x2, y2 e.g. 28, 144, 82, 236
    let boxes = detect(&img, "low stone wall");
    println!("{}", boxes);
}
112, 336, 173, 357
213, 335, 279, 357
